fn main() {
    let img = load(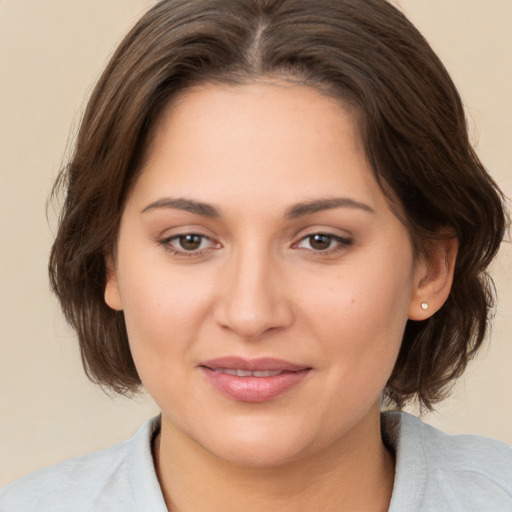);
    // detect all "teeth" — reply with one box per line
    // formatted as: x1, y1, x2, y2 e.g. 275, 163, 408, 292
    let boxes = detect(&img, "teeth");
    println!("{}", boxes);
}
214, 368, 283, 377
253, 370, 282, 377
220, 369, 238, 376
